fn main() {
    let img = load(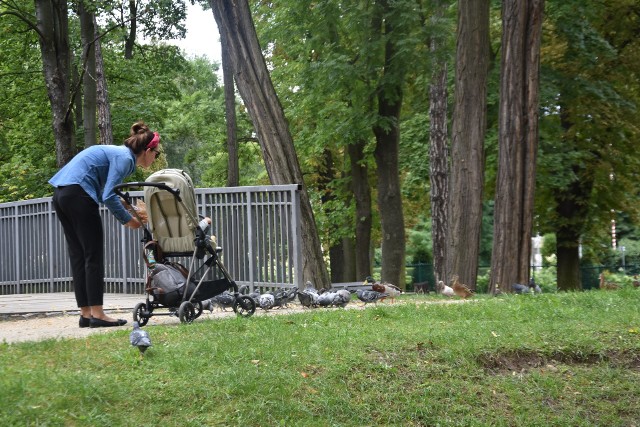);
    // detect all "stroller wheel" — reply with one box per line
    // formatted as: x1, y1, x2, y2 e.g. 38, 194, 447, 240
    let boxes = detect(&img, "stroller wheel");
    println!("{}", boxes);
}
193, 301, 204, 319
133, 302, 150, 327
178, 301, 196, 323
233, 295, 256, 318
